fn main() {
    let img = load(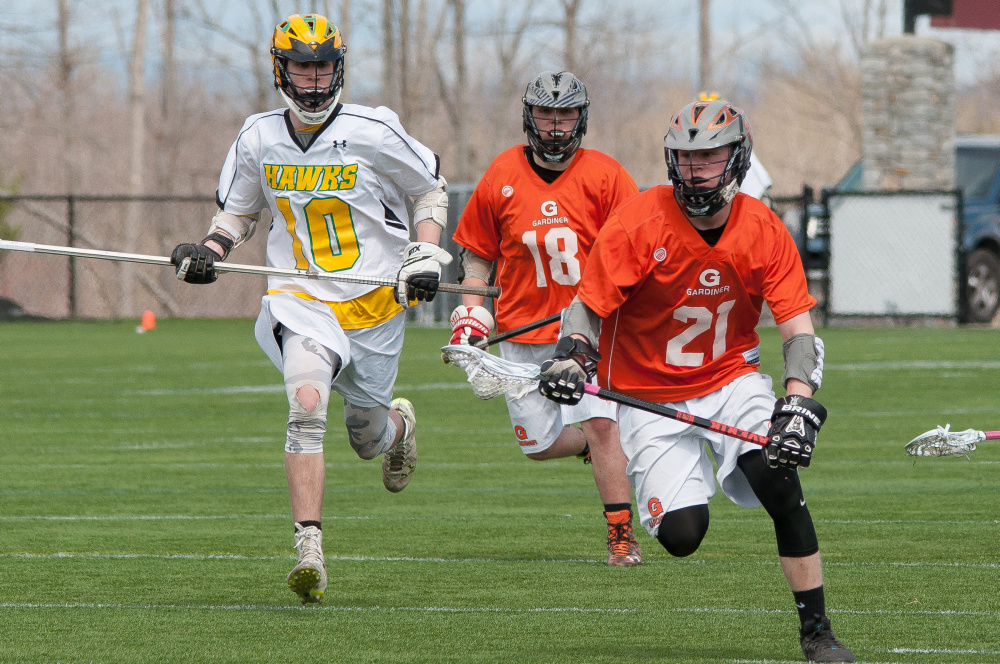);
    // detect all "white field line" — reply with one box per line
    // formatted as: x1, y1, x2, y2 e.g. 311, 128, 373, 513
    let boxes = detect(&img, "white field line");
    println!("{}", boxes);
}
3, 551, 999, 570
889, 648, 1000, 655
0, 602, 994, 619
5, 458, 998, 470
1, 513, 997, 527
828, 360, 1000, 371
0, 460, 536, 471
126, 382, 468, 396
